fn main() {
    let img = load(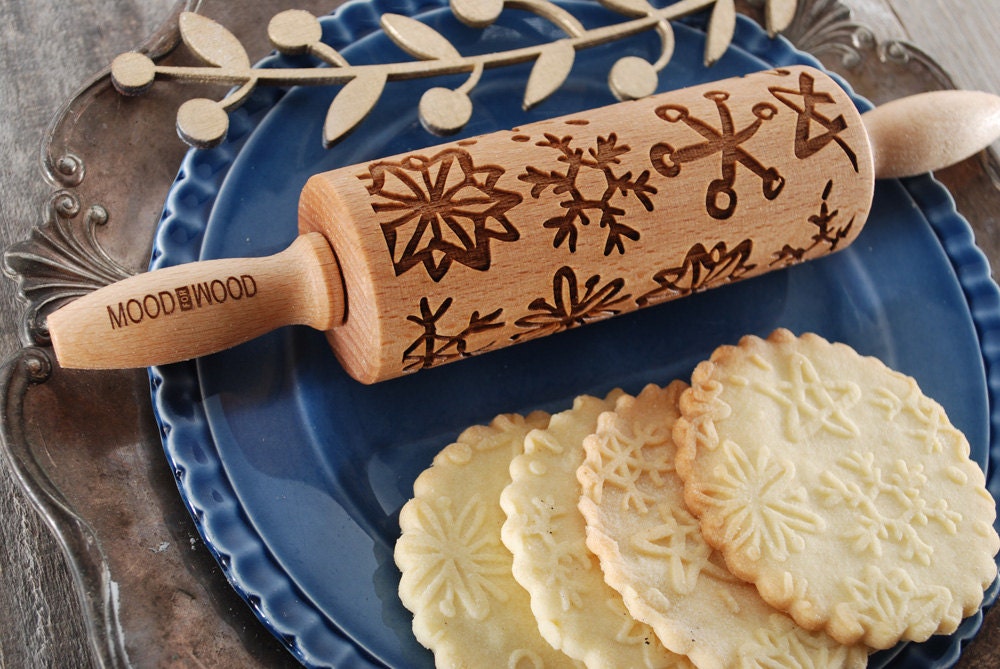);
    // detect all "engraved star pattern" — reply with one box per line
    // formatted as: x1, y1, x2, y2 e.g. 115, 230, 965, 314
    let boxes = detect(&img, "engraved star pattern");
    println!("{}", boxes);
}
753, 352, 861, 441
694, 440, 825, 561
399, 495, 511, 620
